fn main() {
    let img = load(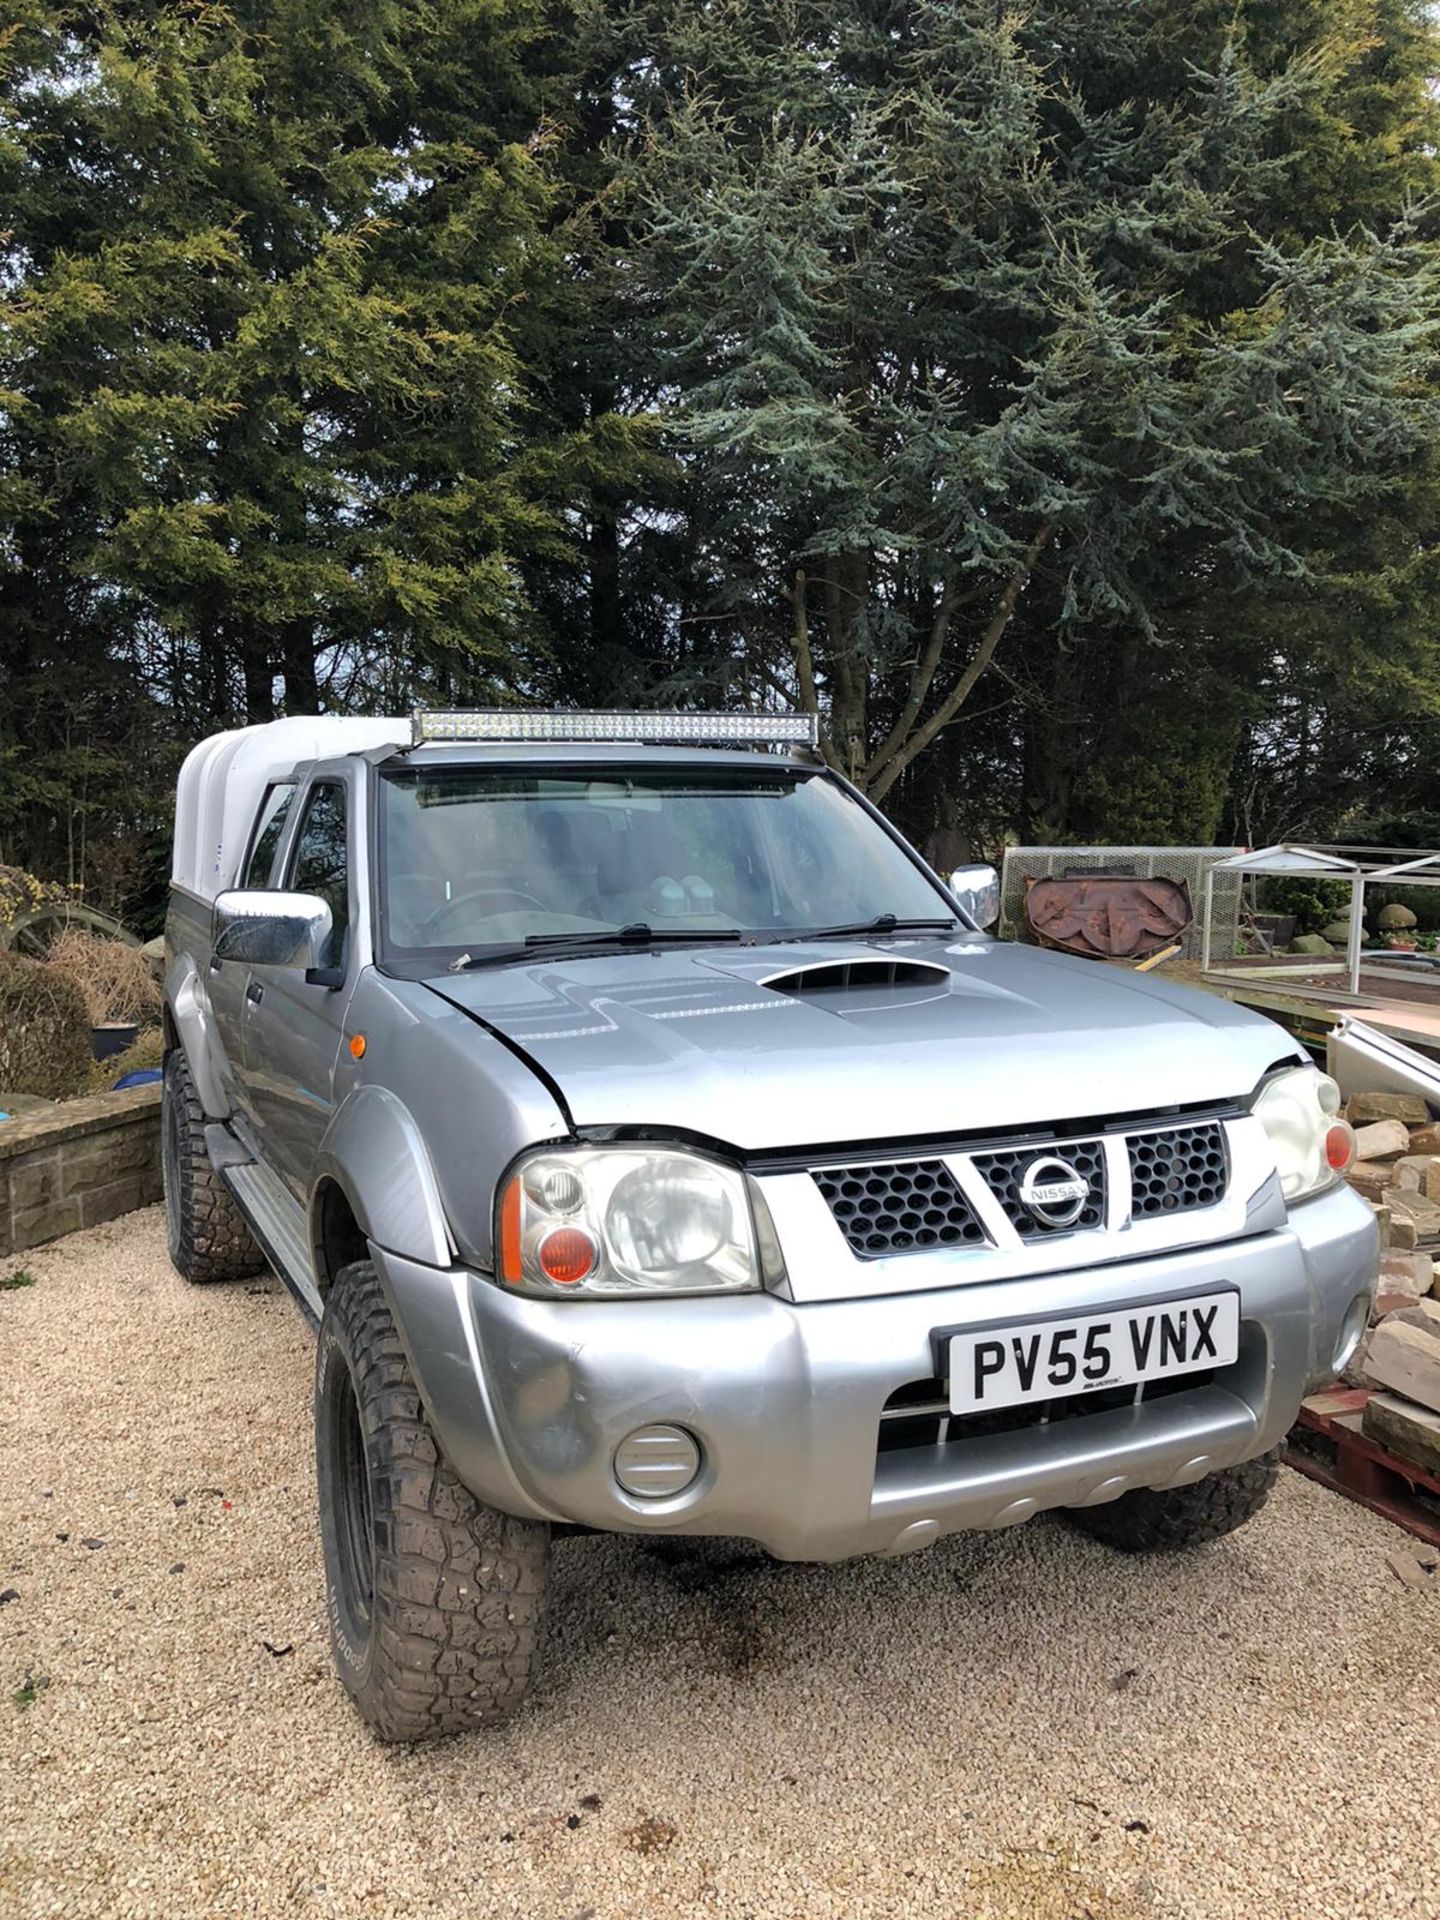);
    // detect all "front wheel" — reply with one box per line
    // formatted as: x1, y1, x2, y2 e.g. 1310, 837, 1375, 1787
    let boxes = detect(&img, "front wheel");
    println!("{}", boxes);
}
315, 1259, 550, 1742
1063, 1446, 1282, 1553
